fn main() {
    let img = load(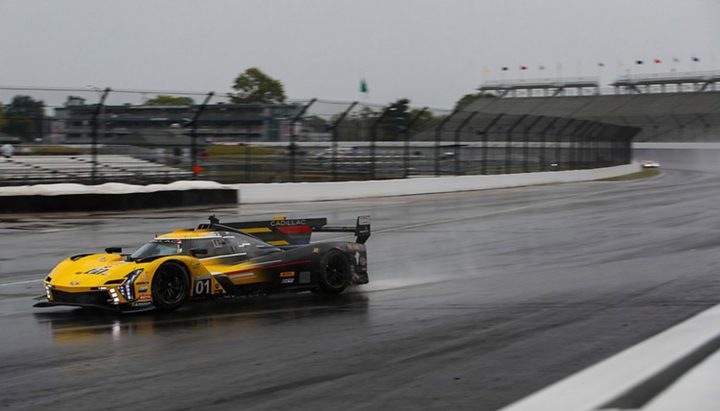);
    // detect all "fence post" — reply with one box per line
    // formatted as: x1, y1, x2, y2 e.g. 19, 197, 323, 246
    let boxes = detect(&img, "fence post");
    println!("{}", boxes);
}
434, 108, 460, 176
480, 114, 504, 175
90, 87, 111, 184
288, 98, 316, 182
329, 101, 357, 181
522, 116, 544, 173
186, 92, 213, 180
369, 106, 393, 180
565, 120, 590, 170
552, 119, 574, 170
582, 123, 605, 169
454, 111, 478, 175
504, 115, 528, 174
537, 117, 560, 171
404, 107, 429, 178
